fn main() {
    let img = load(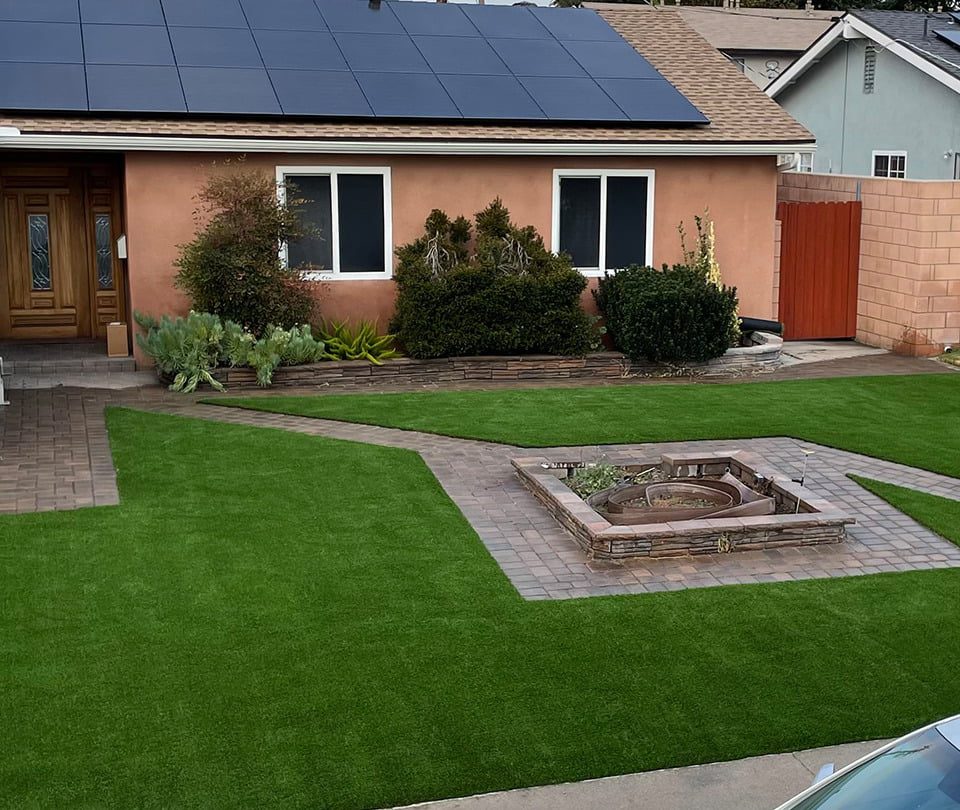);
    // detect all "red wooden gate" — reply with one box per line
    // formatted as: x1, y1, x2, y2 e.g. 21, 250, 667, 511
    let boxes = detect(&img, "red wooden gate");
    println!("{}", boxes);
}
777, 200, 861, 340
